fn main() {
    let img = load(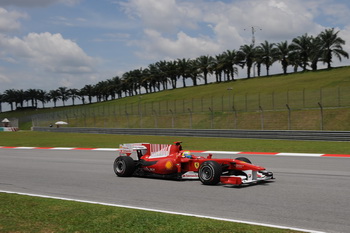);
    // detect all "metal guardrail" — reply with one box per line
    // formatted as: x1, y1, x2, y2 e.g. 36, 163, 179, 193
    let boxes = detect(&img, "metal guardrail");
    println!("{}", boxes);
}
32, 127, 350, 141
